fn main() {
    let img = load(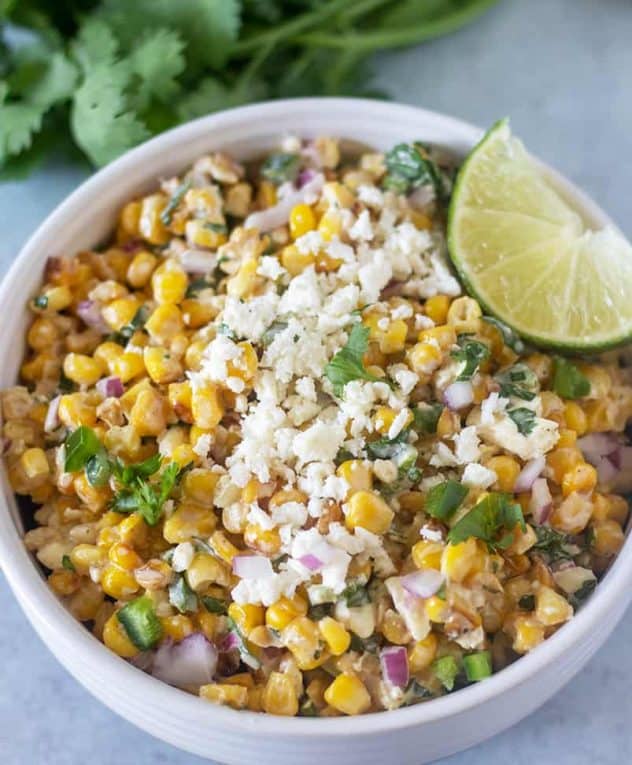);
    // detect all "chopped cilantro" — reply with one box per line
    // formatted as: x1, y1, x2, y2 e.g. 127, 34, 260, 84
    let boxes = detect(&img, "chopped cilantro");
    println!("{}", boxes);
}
85, 450, 111, 487
425, 480, 468, 521
366, 428, 410, 460
201, 595, 228, 615
349, 633, 381, 654
111, 453, 162, 486
110, 305, 149, 345
518, 594, 535, 611
495, 363, 539, 401
185, 277, 213, 297
216, 322, 237, 339
61, 554, 75, 572
451, 336, 490, 381
225, 616, 261, 669
432, 655, 460, 691
33, 294, 48, 309
260, 152, 300, 185
533, 526, 575, 562
382, 142, 448, 200
508, 407, 536, 435
448, 492, 525, 551
261, 320, 288, 347
160, 178, 191, 225
58, 370, 75, 393
552, 356, 591, 400
204, 221, 228, 234
569, 578, 597, 609
341, 582, 370, 607
412, 402, 443, 435
324, 324, 380, 397
111, 459, 185, 526
64, 426, 104, 473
